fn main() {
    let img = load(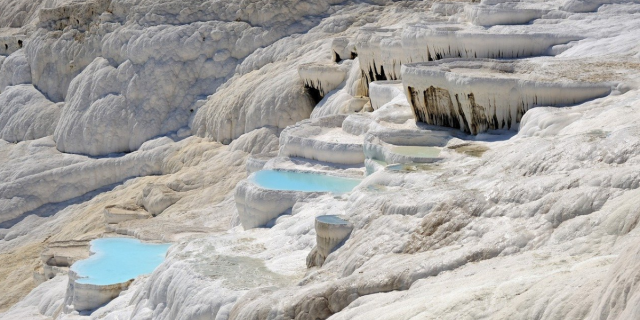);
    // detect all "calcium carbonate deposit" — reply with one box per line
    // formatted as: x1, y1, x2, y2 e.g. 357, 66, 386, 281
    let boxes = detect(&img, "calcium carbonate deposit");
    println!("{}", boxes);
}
2, 0, 640, 319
